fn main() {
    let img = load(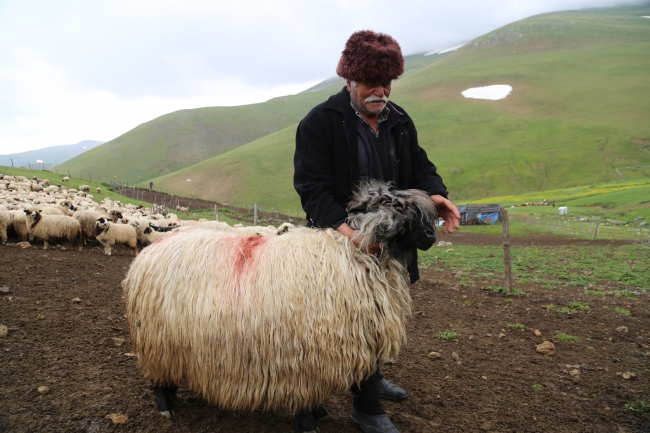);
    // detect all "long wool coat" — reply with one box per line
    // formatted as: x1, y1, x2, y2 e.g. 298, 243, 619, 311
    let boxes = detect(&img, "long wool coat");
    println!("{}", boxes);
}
294, 87, 449, 283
